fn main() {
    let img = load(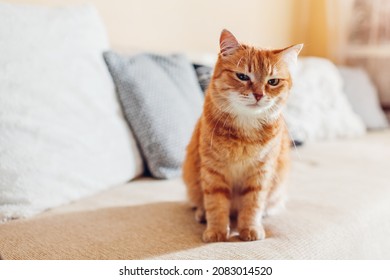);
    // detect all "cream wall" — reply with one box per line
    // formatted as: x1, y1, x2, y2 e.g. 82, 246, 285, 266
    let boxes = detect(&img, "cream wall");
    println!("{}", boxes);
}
6, 0, 300, 54
293, 0, 329, 58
